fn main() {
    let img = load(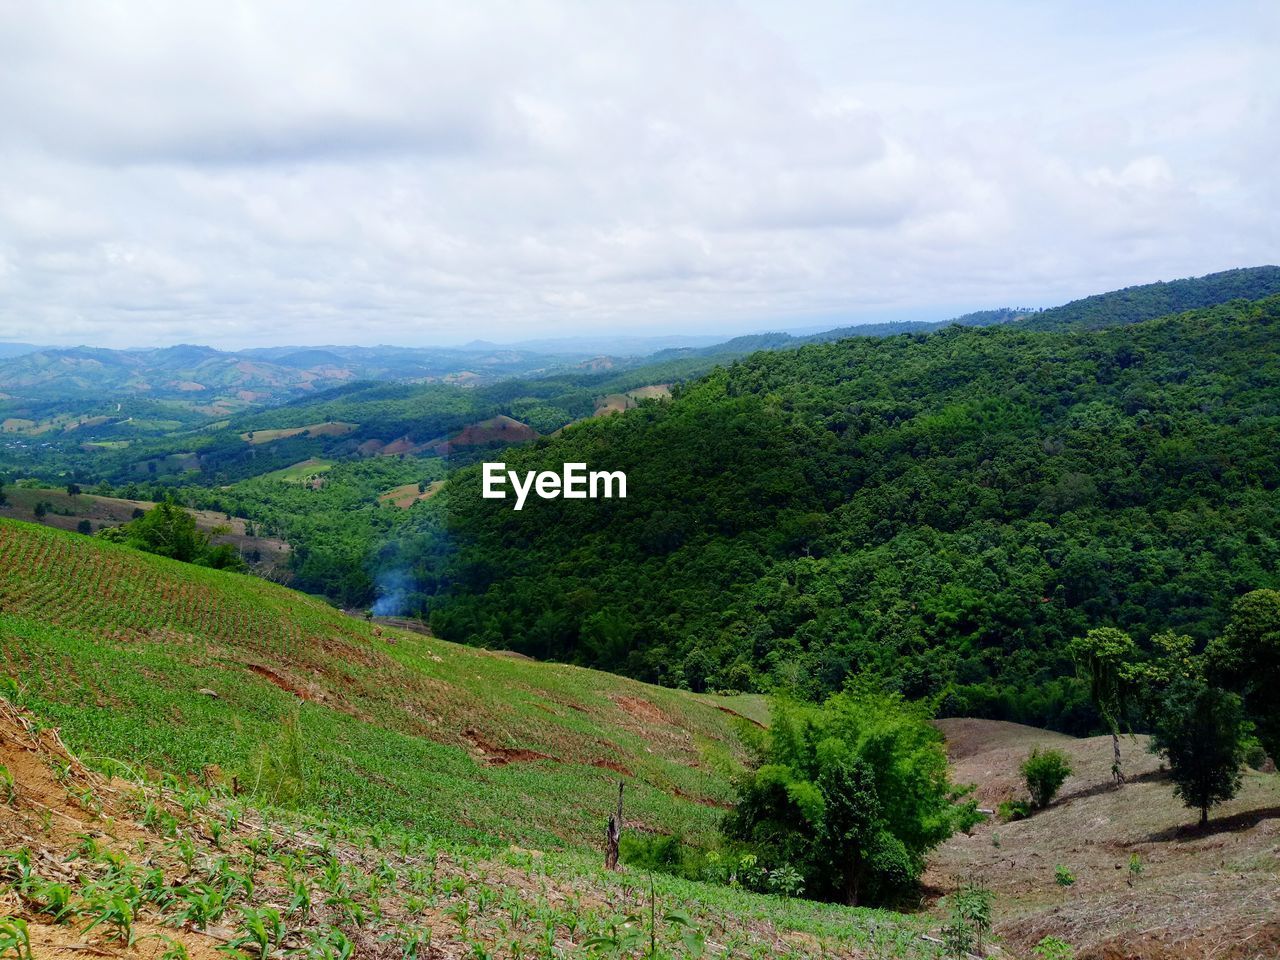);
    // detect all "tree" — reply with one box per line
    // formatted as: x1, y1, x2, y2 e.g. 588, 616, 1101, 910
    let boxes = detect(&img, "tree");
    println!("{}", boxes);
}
99, 499, 245, 572
725, 689, 978, 906
1207, 590, 1280, 762
1148, 676, 1245, 829
76, 519, 92, 535
1021, 748, 1072, 809
66, 483, 81, 496
33, 502, 46, 520
1069, 628, 1138, 784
